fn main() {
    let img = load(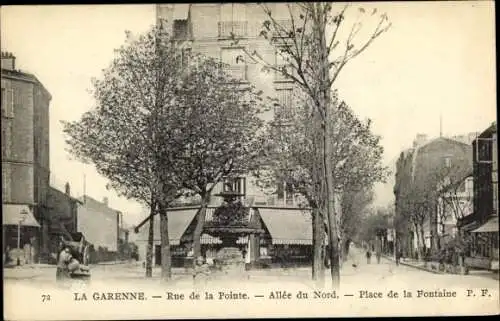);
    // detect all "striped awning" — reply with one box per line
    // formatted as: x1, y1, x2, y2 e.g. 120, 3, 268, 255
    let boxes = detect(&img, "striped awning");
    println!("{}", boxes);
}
201, 234, 222, 245
2, 204, 40, 228
200, 235, 248, 245
258, 208, 312, 245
